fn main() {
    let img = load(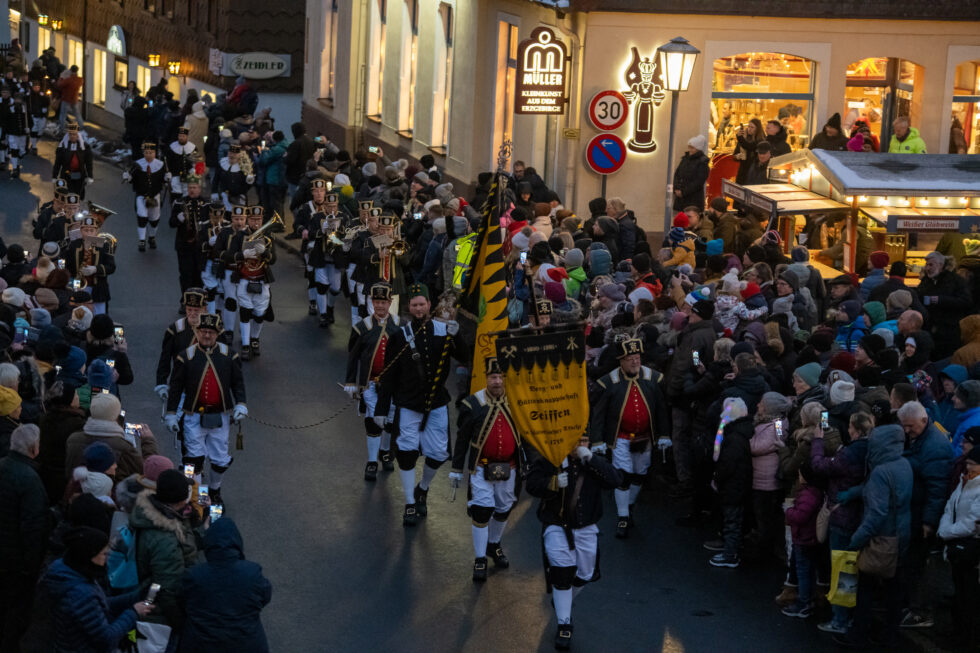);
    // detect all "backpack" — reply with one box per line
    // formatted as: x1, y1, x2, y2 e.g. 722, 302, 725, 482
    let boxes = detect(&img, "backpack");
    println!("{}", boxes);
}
108, 523, 139, 590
